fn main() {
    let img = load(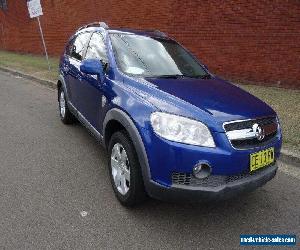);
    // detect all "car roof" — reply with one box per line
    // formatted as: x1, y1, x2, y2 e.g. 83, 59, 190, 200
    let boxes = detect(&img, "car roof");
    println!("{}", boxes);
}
108, 28, 168, 38
75, 25, 168, 39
